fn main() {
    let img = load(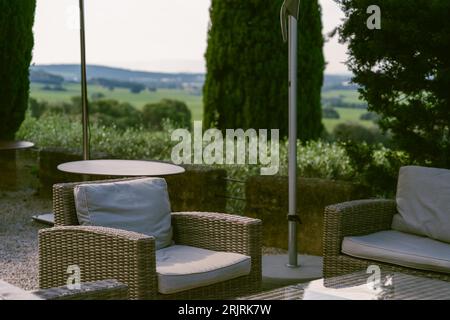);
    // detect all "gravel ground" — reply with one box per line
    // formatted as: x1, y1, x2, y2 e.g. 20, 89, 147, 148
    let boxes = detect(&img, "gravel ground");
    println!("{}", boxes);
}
0, 190, 286, 290
0, 190, 51, 290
